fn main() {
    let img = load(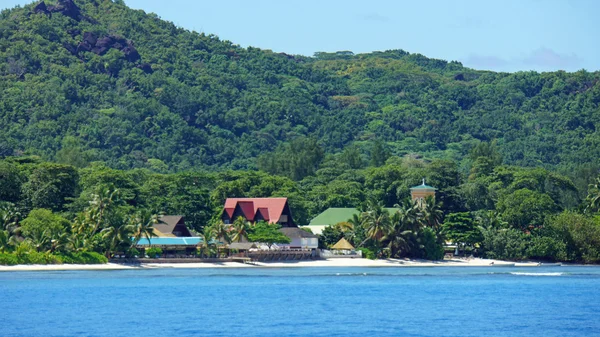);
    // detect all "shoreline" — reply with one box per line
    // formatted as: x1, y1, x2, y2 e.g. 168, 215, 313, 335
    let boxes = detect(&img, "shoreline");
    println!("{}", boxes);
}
0, 258, 555, 272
